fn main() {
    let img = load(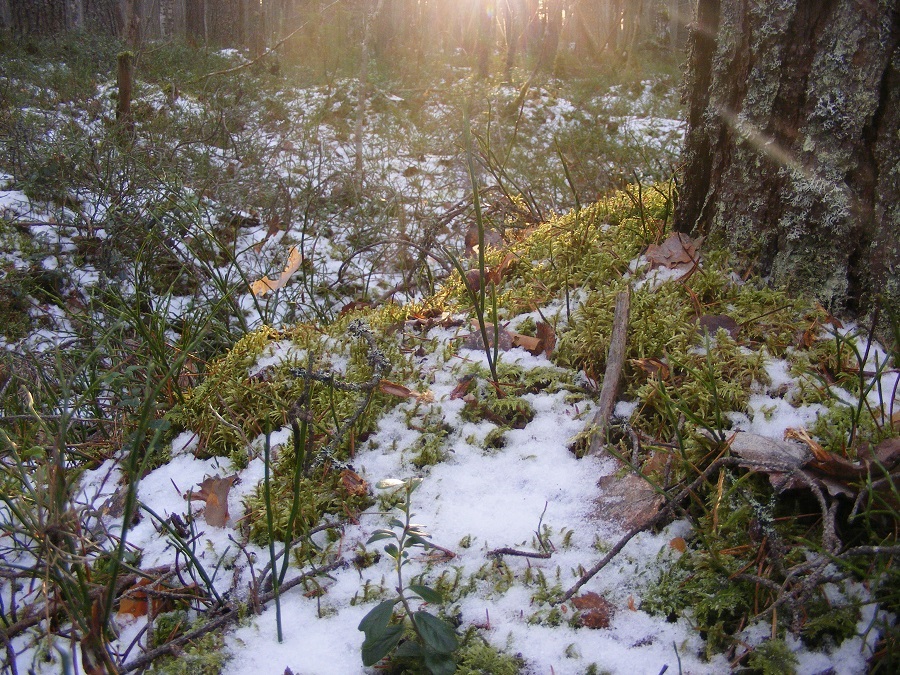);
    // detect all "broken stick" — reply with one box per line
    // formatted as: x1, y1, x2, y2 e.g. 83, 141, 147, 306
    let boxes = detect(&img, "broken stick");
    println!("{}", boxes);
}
586, 288, 631, 456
